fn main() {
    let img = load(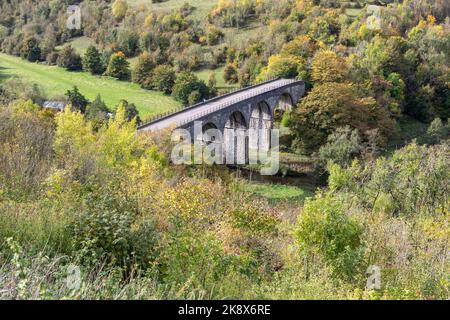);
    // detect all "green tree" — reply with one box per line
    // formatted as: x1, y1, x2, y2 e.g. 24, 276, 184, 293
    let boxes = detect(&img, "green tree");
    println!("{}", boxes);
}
208, 72, 218, 97
132, 52, 155, 89
426, 118, 449, 144
83, 46, 104, 75
296, 194, 365, 281
151, 65, 176, 94
85, 95, 111, 130
21, 37, 41, 62
116, 100, 141, 124
66, 86, 89, 113
172, 72, 209, 105
105, 51, 130, 80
